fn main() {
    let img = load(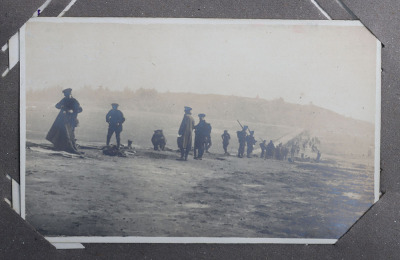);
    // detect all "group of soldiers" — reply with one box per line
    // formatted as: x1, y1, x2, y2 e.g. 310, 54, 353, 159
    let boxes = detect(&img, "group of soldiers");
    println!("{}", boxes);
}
46, 88, 126, 154
177, 106, 212, 161
46, 89, 309, 162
